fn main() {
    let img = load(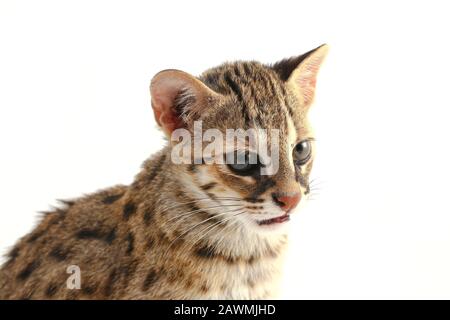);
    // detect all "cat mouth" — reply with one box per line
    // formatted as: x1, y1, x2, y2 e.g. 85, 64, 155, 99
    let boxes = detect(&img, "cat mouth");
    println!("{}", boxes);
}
257, 214, 290, 226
